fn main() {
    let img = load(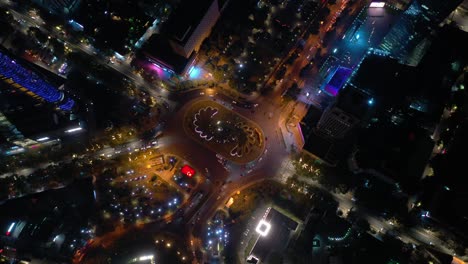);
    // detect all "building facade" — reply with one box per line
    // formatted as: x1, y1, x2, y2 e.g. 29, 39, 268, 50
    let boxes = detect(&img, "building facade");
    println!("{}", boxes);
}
0, 50, 79, 153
